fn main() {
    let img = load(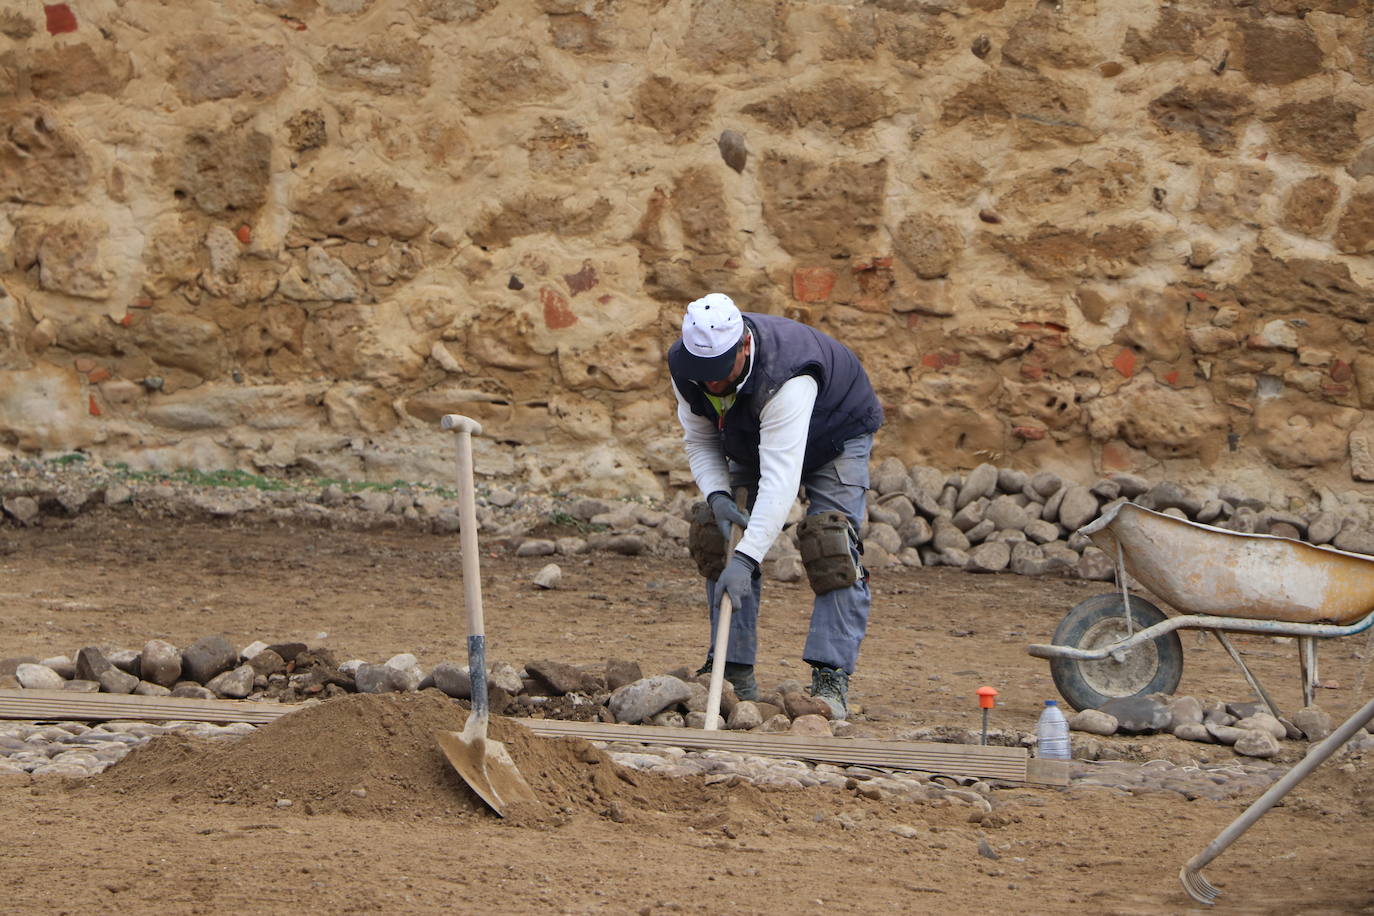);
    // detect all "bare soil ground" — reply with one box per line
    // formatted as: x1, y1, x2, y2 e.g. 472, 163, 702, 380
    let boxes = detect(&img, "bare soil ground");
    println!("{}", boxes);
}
2, 514, 1374, 915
